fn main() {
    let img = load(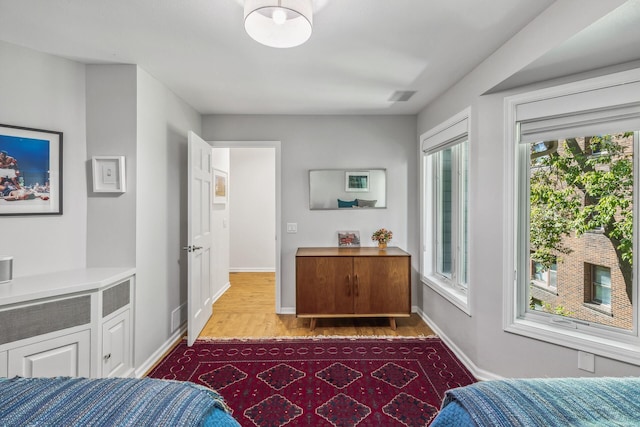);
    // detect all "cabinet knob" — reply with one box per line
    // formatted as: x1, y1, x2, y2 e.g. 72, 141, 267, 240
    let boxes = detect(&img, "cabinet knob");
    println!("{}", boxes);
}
104, 353, 112, 361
